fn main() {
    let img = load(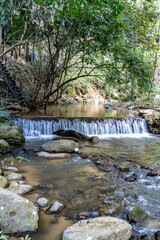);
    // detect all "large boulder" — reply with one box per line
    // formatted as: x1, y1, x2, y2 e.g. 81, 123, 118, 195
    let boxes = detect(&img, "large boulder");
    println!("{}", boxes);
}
139, 109, 160, 120
41, 139, 79, 153
0, 139, 10, 154
0, 125, 25, 145
139, 109, 155, 116
63, 216, 132, 240
0, 187, 39, 233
